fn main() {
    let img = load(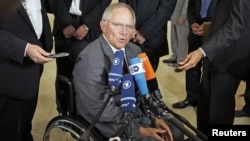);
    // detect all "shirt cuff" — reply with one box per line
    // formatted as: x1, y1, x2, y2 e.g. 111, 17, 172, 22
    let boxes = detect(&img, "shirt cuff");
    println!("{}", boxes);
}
199, 47, 206, 57
24, 43, 30, 57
